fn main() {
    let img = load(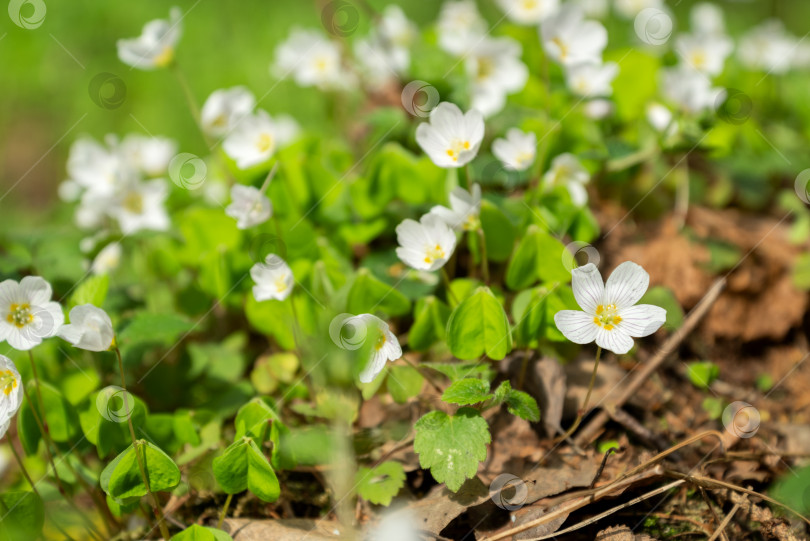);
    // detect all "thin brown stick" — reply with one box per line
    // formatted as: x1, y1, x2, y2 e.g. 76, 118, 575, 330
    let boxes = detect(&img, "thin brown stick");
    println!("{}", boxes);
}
574, 277, 727, 446
707, 496, 744, 541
